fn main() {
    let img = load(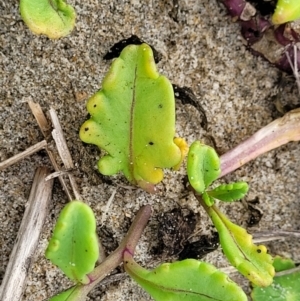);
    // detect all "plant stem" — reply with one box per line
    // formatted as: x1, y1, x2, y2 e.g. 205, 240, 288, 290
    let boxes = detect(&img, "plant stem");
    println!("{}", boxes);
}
0, 167, 53, 301
220, 108, 300, 177
73, 205, 152, 298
